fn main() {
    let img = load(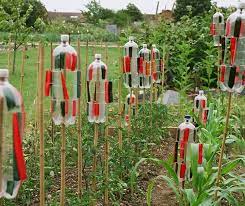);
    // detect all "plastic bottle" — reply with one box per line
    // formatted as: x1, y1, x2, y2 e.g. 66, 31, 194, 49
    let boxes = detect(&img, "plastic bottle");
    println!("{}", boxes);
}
124, 91, 136, 125
138, 44, 151, 88
210, 11, 225, 47
151, 44, 163, 84
194, 90, 207, 113
87, 54, 113, 123
0, 69, 27, 199
174, 115, 196, 182
45, 34, 80, 126
123, 37, 139, 88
